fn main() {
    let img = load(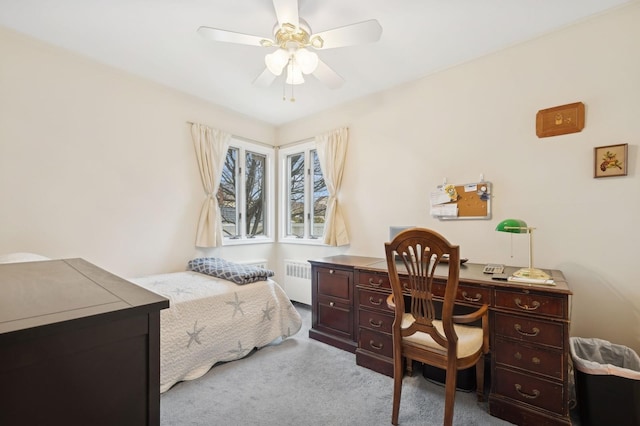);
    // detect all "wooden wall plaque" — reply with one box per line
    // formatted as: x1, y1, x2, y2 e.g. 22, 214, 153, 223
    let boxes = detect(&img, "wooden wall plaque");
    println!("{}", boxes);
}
536, 102, 585, 138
